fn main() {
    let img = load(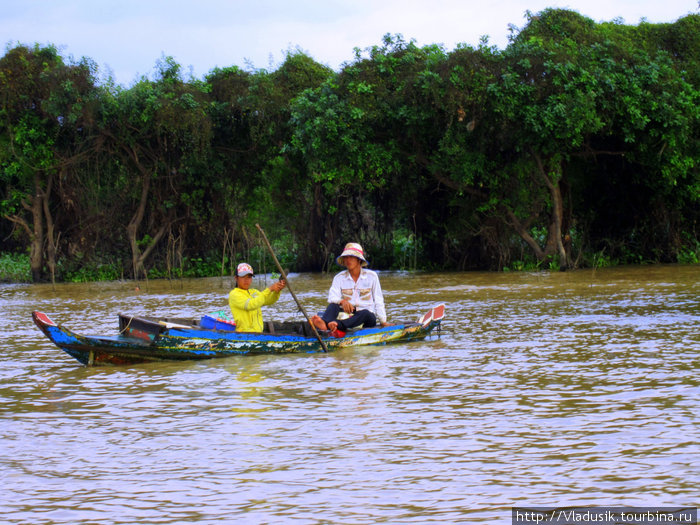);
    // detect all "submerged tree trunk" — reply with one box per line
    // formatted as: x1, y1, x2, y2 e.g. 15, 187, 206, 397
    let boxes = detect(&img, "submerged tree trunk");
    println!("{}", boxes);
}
42, 172, 59, 284
425, 157, 575, 270
298, 181, 333, 272
123, 146, 171, 280
533, 153, 571, 270
126, 170, 150, 280
504, 208, 545, 261
501, 154, 574, 270
6, 193, 43, 282
28, 172, 45, 282
5, 172, 55, 282
125, 171, 170, 281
